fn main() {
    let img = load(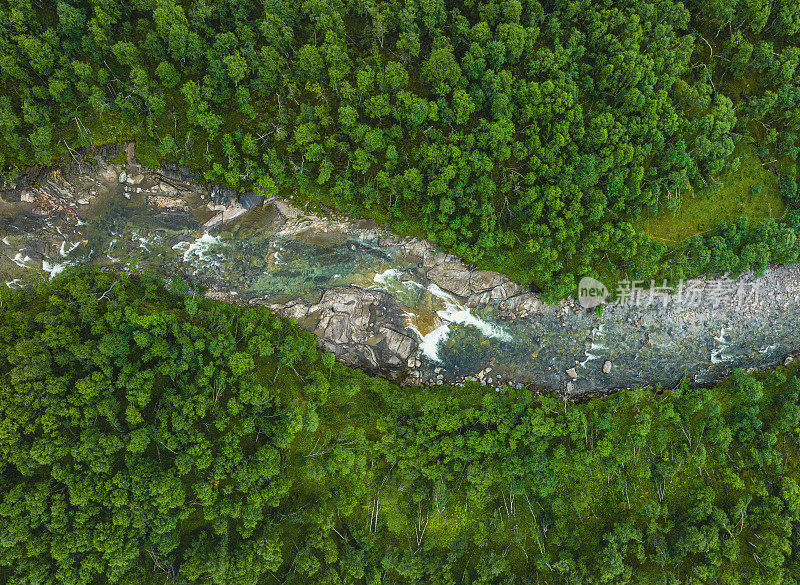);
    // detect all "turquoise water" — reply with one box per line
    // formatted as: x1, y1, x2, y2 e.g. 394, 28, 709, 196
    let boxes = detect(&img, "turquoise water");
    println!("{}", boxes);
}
2, 165, 799, 394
